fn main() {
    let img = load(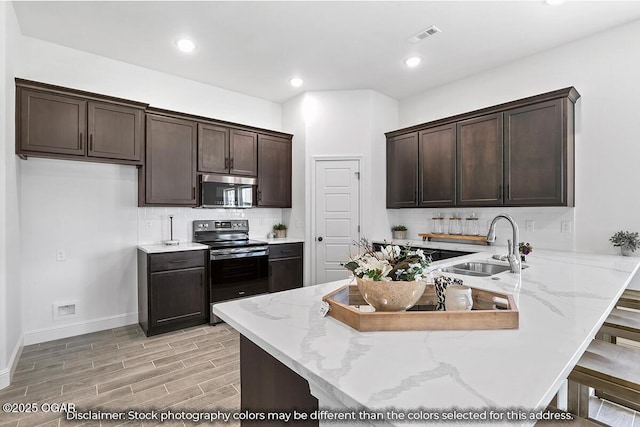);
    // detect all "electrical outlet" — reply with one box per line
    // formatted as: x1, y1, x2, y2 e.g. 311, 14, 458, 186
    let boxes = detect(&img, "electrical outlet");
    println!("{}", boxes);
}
145, 220, 153, 229
56, 249, 66, 261
525, 220, 535, 232
561, 221, 572, 233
